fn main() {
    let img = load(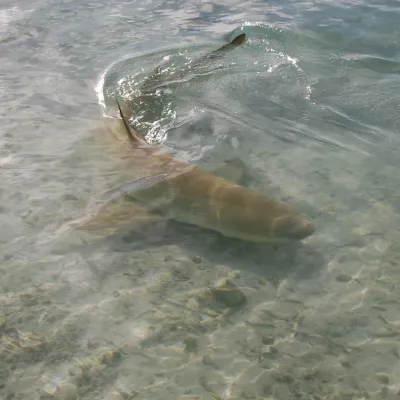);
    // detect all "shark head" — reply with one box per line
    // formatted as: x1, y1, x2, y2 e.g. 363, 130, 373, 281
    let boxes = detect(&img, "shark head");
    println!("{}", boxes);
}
222, 211, 315, 244
231, 213, 315, 243
199, 184, 315, 244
